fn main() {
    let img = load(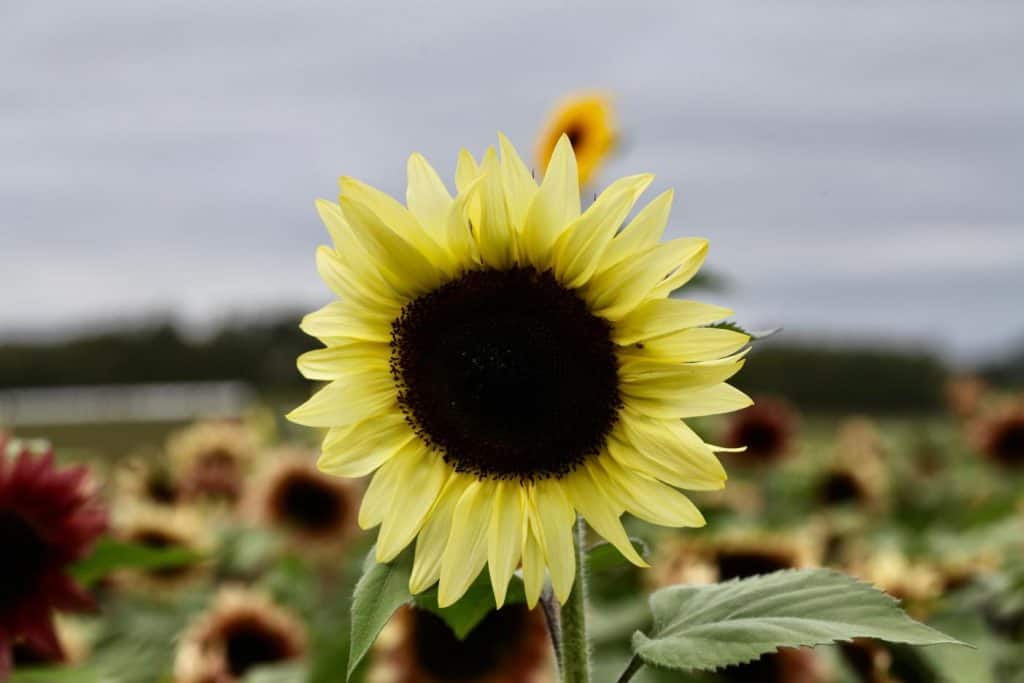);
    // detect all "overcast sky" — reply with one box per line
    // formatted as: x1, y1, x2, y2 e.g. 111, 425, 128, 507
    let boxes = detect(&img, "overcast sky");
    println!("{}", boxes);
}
2, 1, 1022, 361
